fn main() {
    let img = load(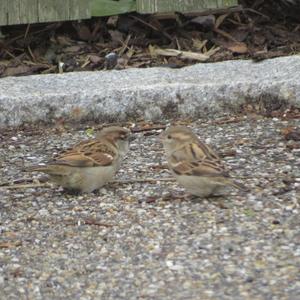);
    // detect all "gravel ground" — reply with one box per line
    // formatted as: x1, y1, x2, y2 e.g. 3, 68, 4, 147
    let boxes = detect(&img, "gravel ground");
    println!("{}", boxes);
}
0, 116, 299, 300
